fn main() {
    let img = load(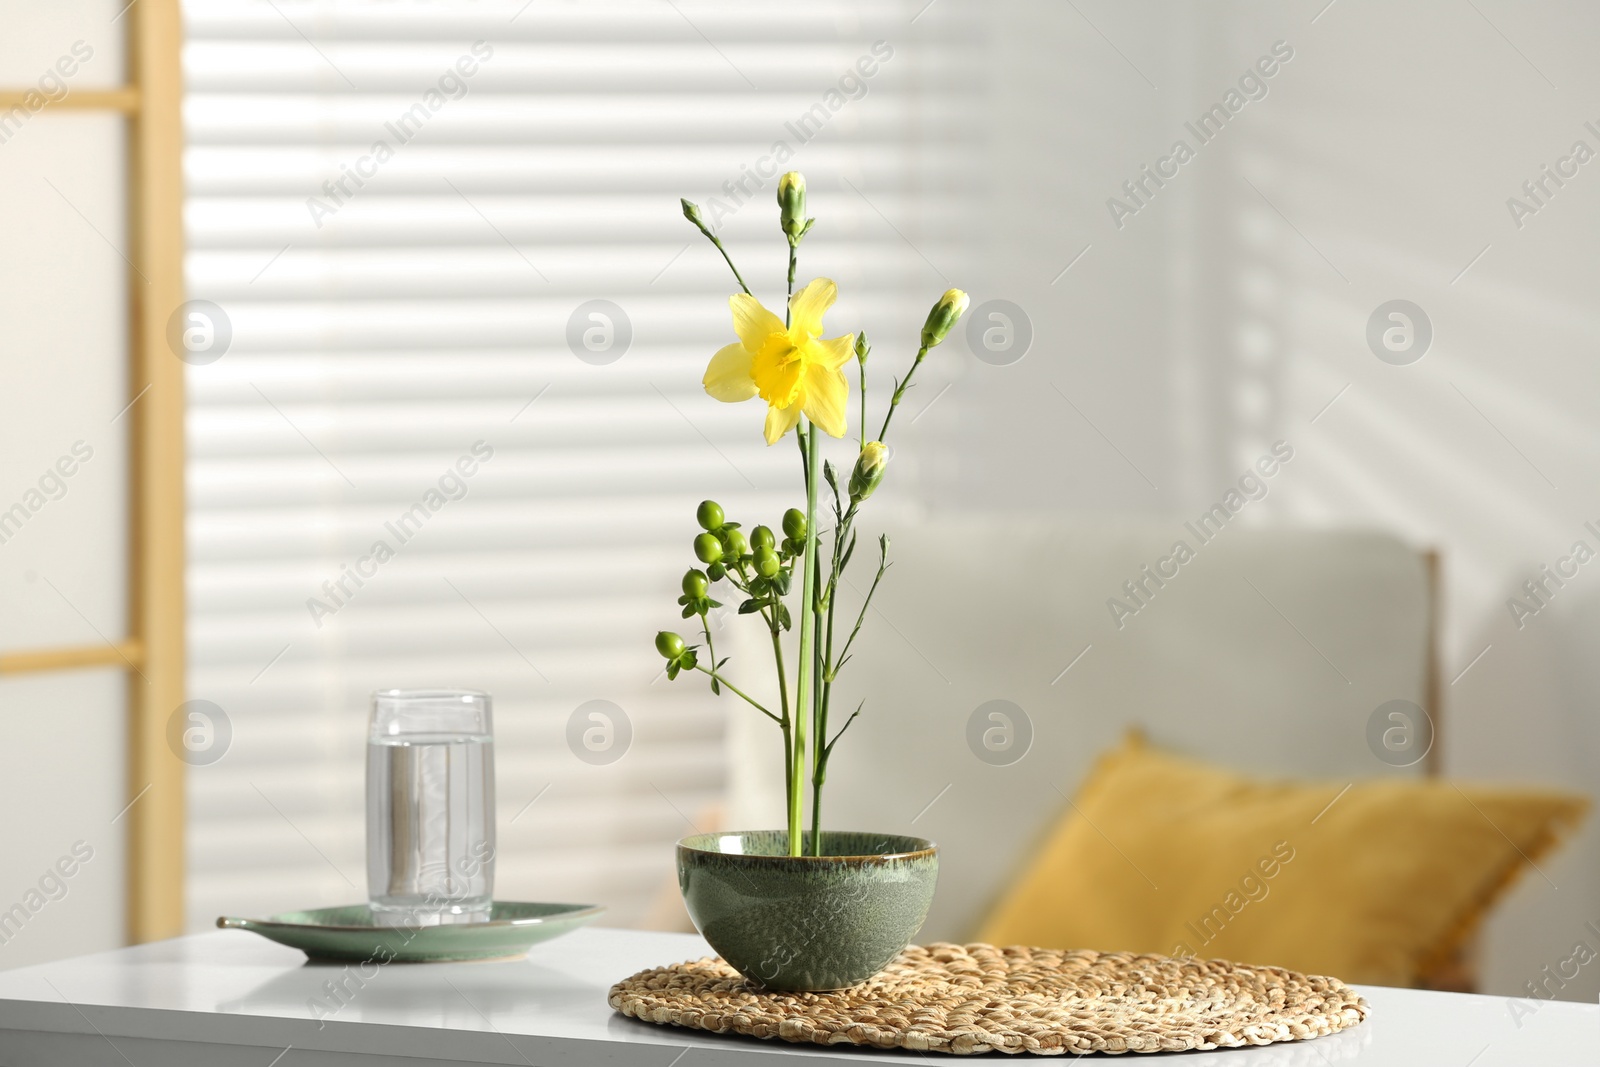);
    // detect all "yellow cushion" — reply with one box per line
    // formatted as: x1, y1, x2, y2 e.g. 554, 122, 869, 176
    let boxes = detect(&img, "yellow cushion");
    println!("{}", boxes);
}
977, 733, 1588, 987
